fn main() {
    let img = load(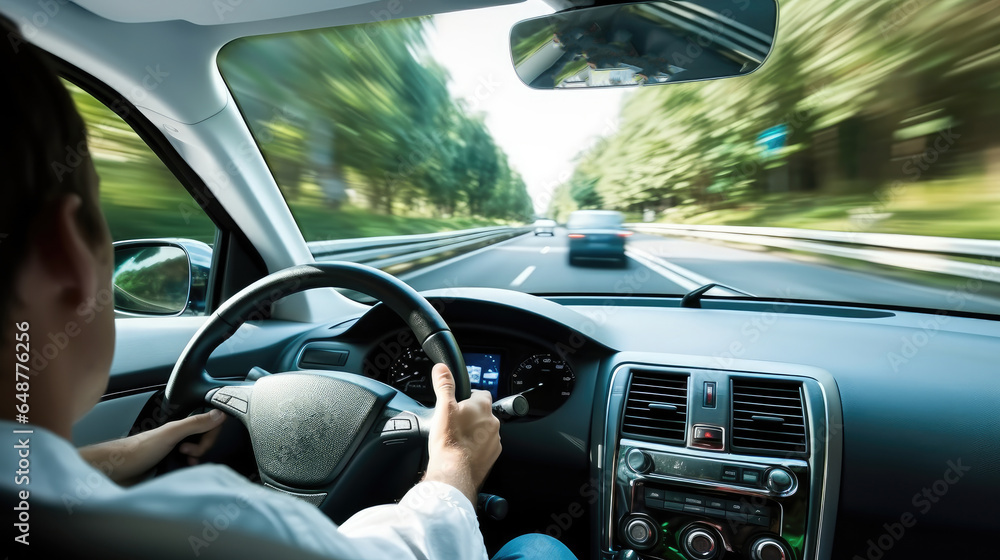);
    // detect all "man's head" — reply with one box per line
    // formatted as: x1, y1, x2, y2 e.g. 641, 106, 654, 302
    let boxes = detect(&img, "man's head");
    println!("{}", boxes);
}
1, 15, 115, 435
